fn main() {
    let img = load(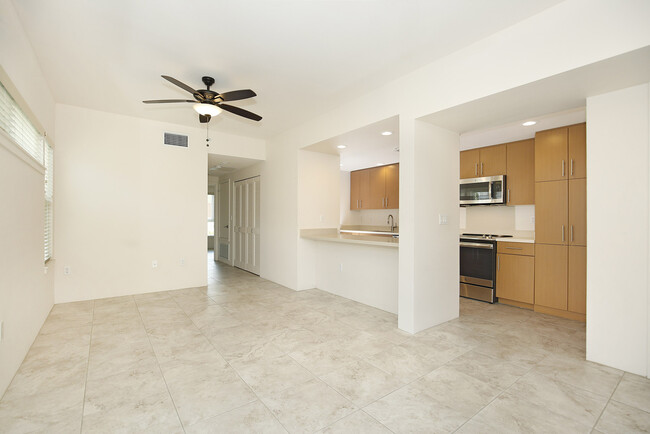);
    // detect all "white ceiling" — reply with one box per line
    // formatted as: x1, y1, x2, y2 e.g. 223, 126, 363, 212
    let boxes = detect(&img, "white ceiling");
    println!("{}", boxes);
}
12, 0, 564, 139
422, 46, 650, 138
207, 153, 261, 177
305, 116, 399, 172
459, 108, 586, 151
